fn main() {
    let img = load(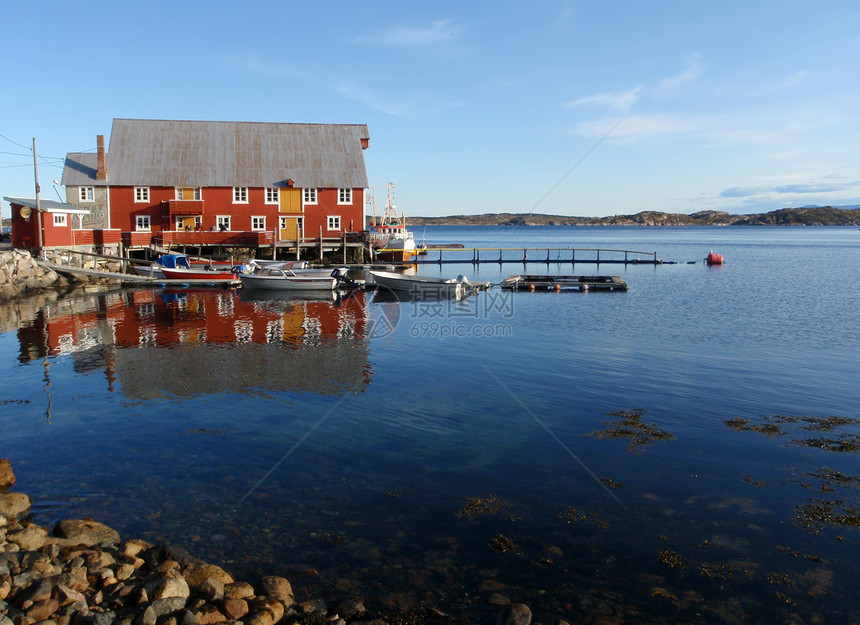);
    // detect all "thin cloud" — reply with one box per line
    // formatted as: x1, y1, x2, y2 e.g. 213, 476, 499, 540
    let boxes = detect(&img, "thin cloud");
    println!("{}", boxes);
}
653, 53, 704, 96
228, 52, 308, 79
334, 80, 464, 118
564, 87, 641, 113
721, 180, 860, 198
571, 114, 701, 143
354, 20, 457, 46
